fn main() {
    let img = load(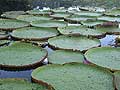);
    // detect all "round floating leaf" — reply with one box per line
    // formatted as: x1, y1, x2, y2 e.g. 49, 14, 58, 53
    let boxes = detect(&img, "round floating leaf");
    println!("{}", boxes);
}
114, 71, 120, 90
51, 9, 68, 13
0, 19, 29, 30
58, 26, 105, 38
64, 15, 96, 23
0, 35, 8, 39
81, 20, 106, 27
75, 11, 102, 17
1, 11, 26, 19
32, 63, 114, 90
50, 12, 71, 19
26, 10, 52, 15
105, 9, 120, 16
97, 16, 120, 22
11, 27, 59, 40
0, 42, 47, 70
48, 35, 100, 51
17, 15, 52, 22
48, 50, 84, 64
85, 47, 120, 70
0, 78, 48, 90
31, 20, 67, 28
95, 26, 120, 34
0, 40, 9, 46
